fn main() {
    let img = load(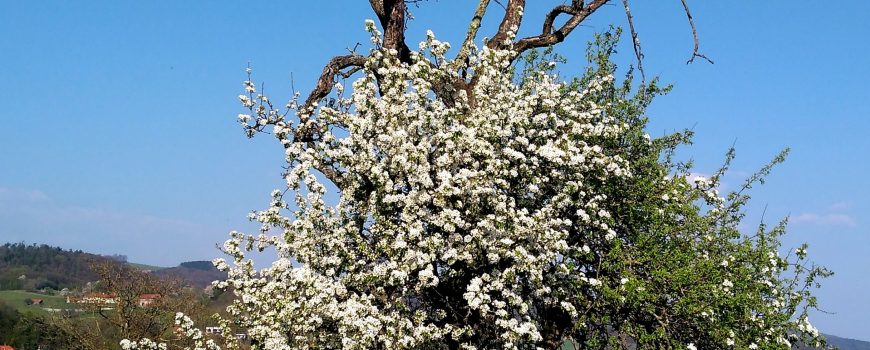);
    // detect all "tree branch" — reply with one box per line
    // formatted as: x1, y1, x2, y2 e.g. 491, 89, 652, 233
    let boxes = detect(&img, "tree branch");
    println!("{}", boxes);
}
297, 0, 710, 187
488, 0, 526, 50
295, 54, 365, 188
371, 0, 412, 61
679, 0, 713, 64
368, 0, 385, 18
542, 5, 576, 36
302, 54, 366, 113
454, 0, 491, 66
621, 0, 646, 82
513, 0, 610, 55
